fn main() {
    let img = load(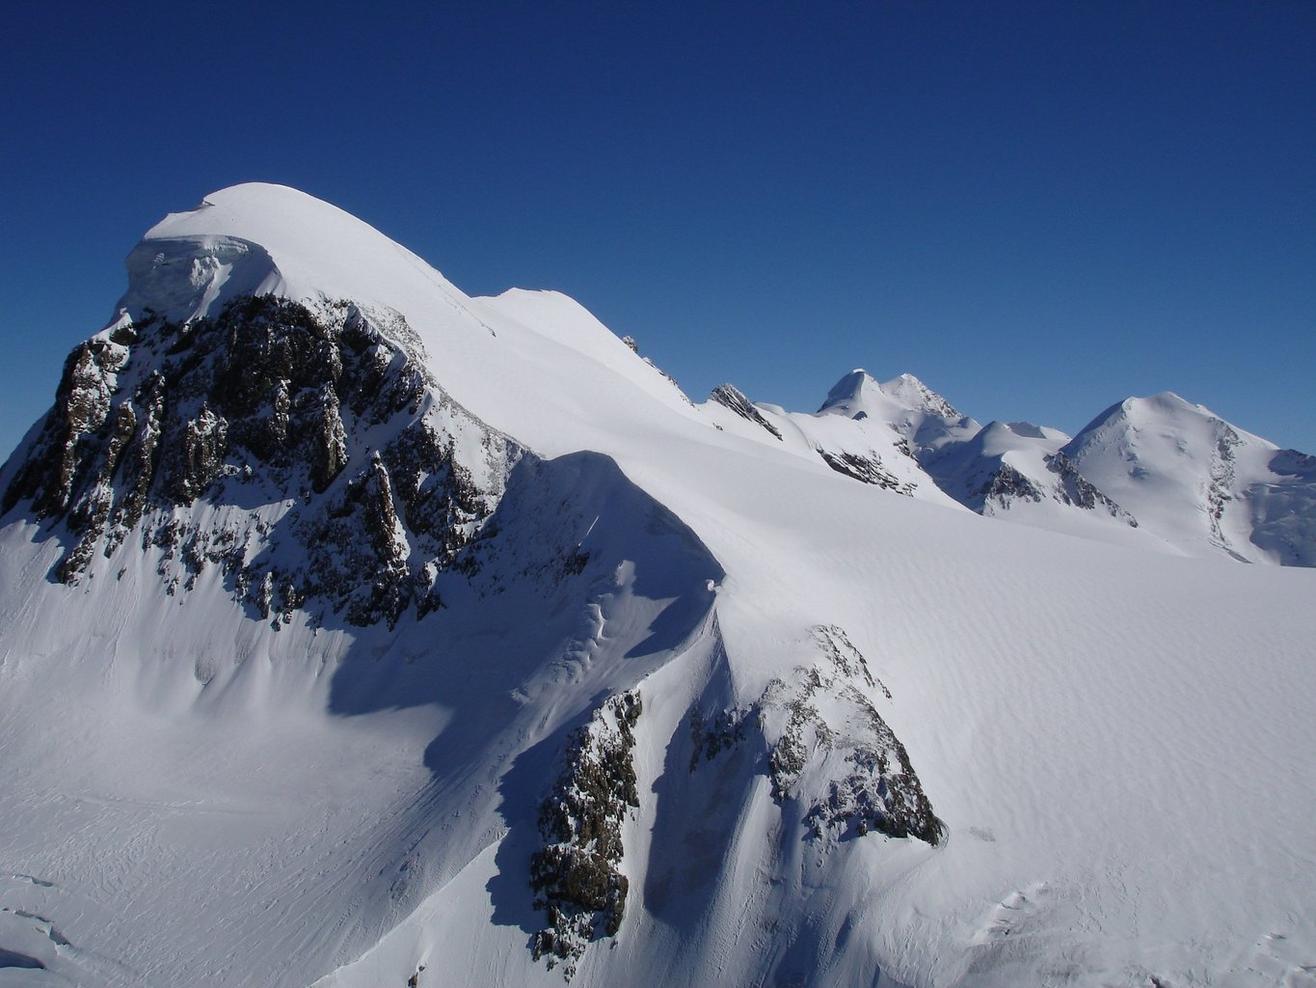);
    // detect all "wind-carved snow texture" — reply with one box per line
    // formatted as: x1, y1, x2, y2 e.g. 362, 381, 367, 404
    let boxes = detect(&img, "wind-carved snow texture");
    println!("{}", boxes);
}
530, 691, 643, 978
709, 384, 783, 440
689, 625, 941, 847
3, 295, 518, 626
